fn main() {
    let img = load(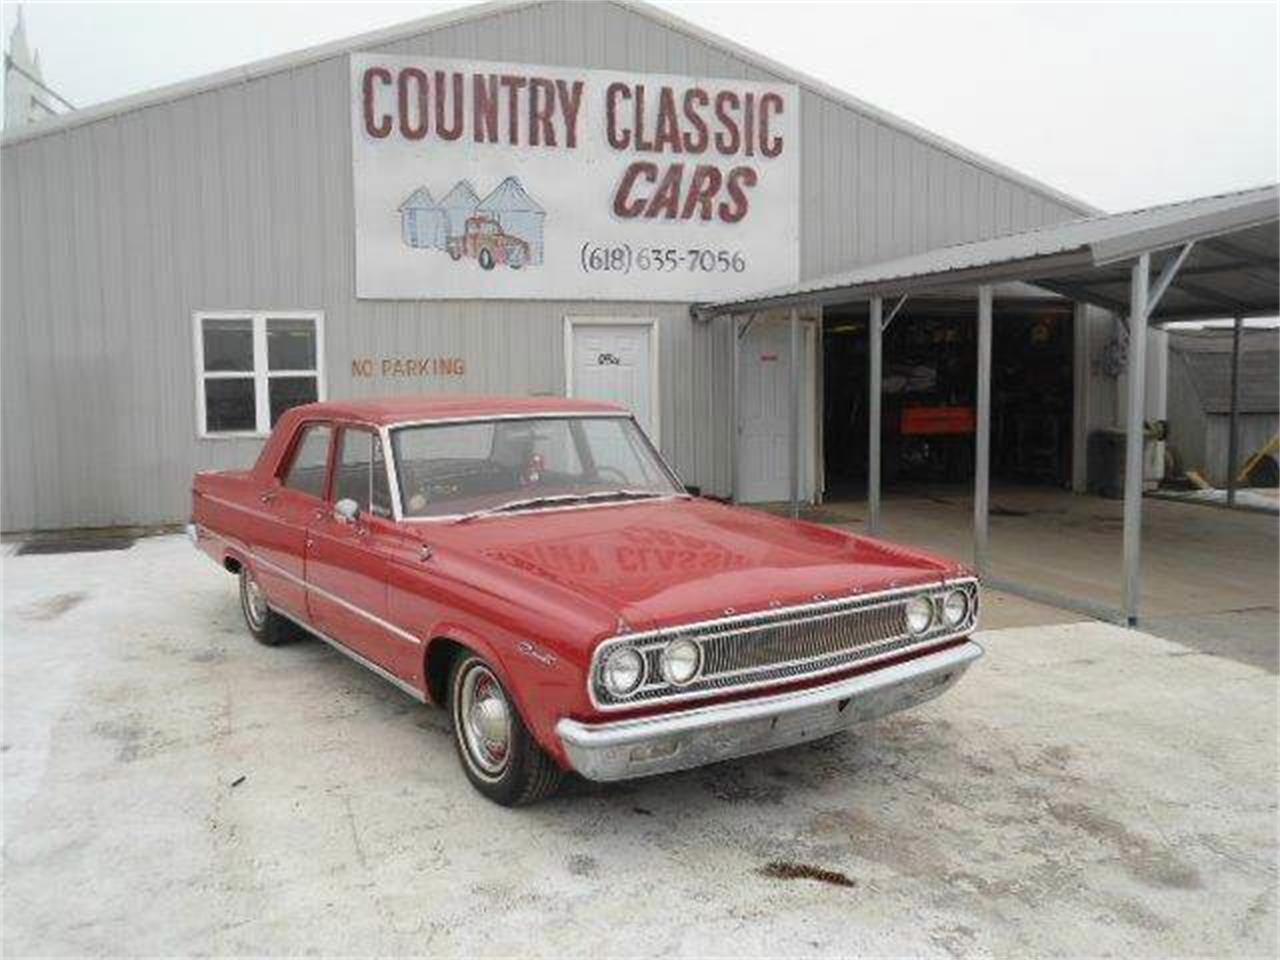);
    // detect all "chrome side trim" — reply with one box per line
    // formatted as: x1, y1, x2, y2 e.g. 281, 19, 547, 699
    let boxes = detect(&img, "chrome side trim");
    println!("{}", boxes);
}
249, 550, 423, 647
557, 640, 983, 782
272, 607, 427, 703
587, 578, 979, 712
